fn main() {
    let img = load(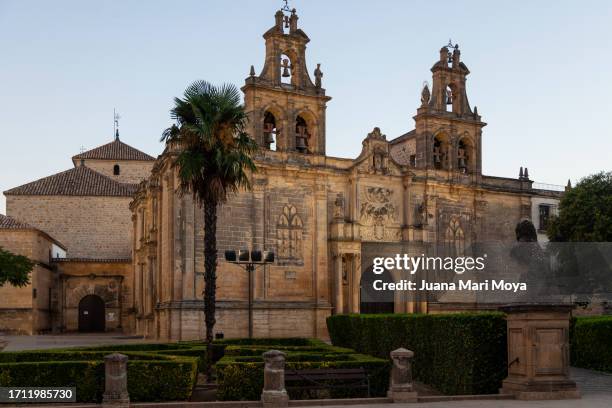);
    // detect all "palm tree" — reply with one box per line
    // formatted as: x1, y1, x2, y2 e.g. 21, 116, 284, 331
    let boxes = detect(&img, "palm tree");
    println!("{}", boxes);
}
162, 80, 258, 370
